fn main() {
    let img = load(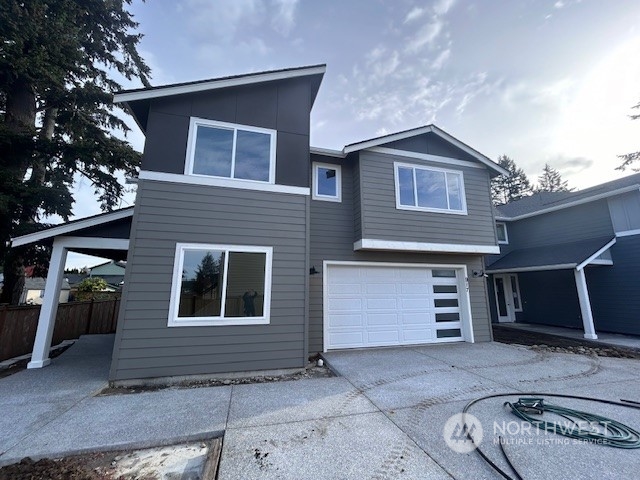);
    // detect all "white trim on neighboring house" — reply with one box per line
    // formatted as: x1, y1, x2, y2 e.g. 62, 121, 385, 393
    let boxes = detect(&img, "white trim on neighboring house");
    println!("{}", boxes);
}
312, 162, 342, 202
368, 147, 484, 170
11, 209, 133, 247
494, 185, 640, 221
185, 117, 277, 184
487, 263, 578, 274
114, 65, 327, 103
616, 228, 640, 237
167, 243, 273, 327
310, 147, 346, 158
322, 260, 475, 352
354, 239, 500, 254
576, 238, 617, 271
138, 170, 310, 196
393, 162, 468, 215
343, 125, 509, 176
